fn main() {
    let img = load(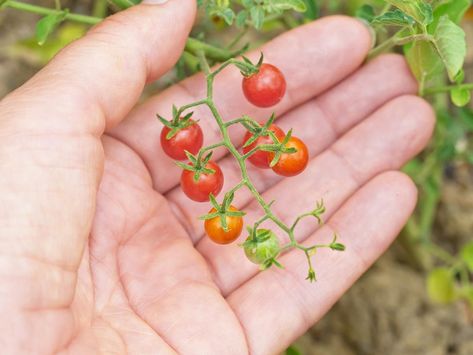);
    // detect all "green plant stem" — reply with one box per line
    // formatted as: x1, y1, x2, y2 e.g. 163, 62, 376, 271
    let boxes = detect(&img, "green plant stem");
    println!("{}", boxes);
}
92, 0, 108, 18
368, 31, 432, 59
189, 50, 341, 277
186, 37, 241, 63
3, 0, 101, 24
227, 27, 248, 50
3, 0, 238, 63
424, 83, 473, 95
